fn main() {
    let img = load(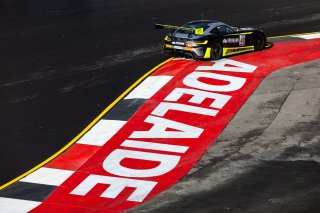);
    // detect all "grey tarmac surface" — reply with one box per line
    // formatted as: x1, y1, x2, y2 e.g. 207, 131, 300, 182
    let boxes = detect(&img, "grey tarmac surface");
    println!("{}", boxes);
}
129, 60, 320, 213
